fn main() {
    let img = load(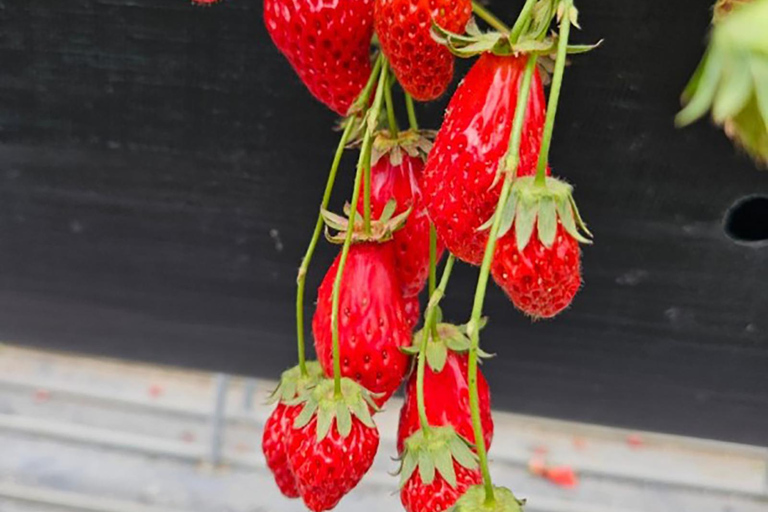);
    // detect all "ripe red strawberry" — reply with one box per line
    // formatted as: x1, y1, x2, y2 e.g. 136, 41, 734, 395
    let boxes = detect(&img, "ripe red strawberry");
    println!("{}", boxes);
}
287, 379, 381, 511
404, 295, 421, 330
422, 53, 547, 266
374, 0, 472, 101
262, 403, 300, 498
313, 243, 411, 403
401, 458, 481, 512
398, 351, 493, 454
358, 147, 443, 298
263, 0, 374, 116
492, 224, 581, 319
